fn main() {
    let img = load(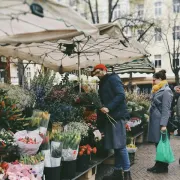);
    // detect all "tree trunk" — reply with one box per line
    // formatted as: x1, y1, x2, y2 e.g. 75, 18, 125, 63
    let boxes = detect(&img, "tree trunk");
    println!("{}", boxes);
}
88, 0, 96, 24
18, 60, 24, 86
95, 0, 99, 23
175, 71, 179, 85
108, 0, 113, 23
